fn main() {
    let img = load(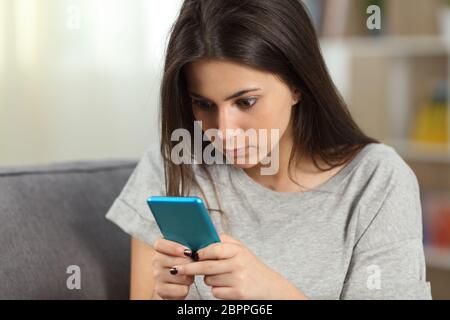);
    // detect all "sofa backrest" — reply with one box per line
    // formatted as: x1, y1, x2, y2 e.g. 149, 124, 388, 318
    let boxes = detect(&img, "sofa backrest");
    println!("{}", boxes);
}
0, 160, 137, 299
